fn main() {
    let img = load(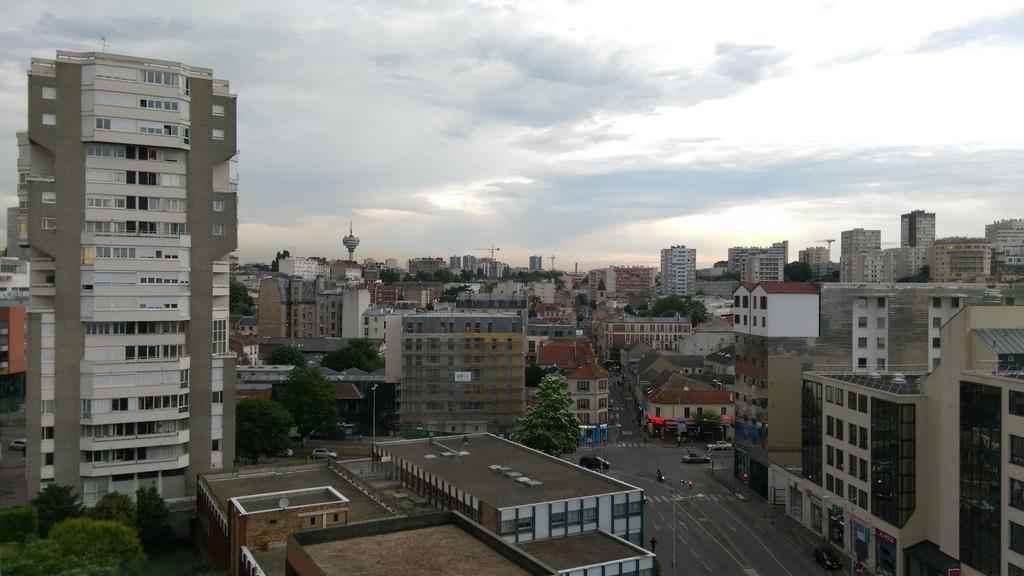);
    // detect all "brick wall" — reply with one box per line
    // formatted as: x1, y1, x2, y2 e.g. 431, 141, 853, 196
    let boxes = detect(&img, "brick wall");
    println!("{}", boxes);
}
241, 504, 348, 550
